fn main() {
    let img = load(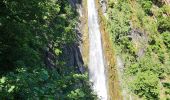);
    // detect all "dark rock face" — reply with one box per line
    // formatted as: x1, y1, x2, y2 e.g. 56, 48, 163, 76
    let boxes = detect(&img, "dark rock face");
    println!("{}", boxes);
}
129, 29, 148, 58
59, 43, 85, 73
44, 43, 85, 74
59, 0, 85, 73
68, 0, 82, 8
